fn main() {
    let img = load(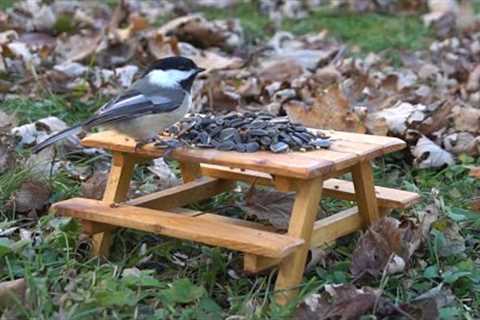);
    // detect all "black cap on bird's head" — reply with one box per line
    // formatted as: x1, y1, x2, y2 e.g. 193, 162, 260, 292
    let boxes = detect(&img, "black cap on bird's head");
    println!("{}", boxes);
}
144, 56, 205, 74
143, 56, 205, 91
